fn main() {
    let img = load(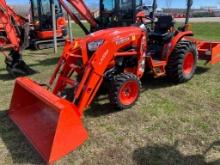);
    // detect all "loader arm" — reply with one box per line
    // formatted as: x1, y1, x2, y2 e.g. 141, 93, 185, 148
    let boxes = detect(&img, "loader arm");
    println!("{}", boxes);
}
50, 27, 146, 114
75, 41, 118, 113
51, 40, 120, 114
